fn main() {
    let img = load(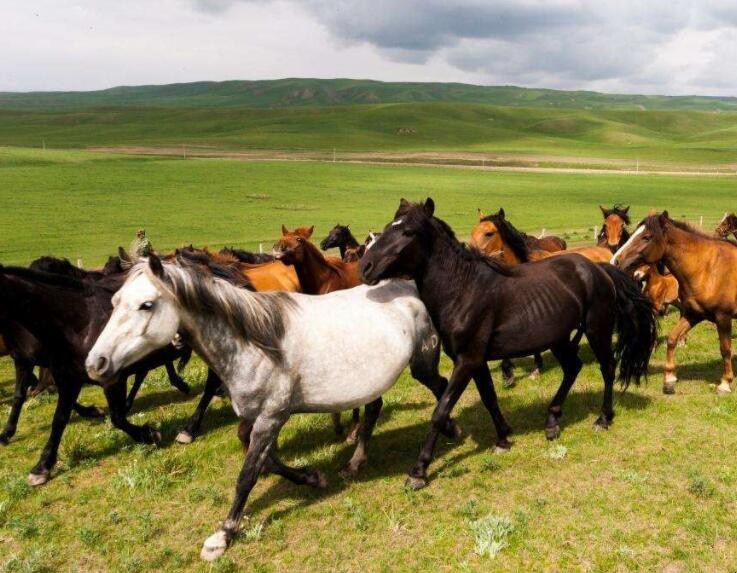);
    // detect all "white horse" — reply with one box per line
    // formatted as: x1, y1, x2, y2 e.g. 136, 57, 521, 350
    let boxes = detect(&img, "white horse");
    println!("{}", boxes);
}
85, 254, 459, 561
